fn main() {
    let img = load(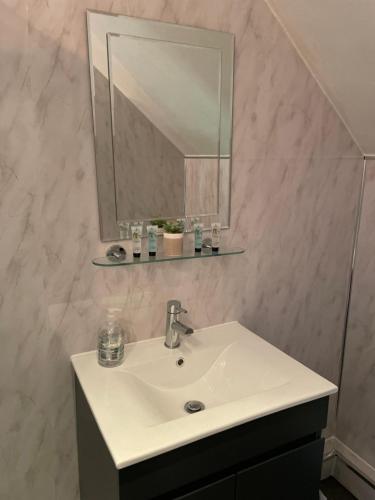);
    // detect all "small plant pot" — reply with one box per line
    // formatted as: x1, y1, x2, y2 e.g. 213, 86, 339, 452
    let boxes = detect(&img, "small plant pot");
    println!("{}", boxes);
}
163, 232, 183, 256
